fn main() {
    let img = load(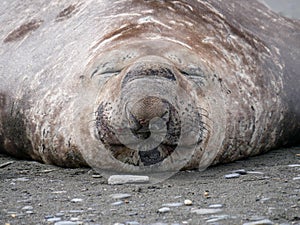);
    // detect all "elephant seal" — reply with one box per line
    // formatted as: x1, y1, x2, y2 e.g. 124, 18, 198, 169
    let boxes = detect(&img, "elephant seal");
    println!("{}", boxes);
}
0, 0, 299, 178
